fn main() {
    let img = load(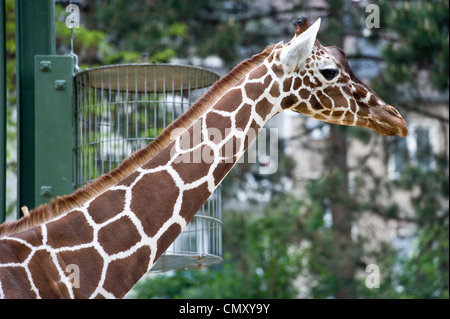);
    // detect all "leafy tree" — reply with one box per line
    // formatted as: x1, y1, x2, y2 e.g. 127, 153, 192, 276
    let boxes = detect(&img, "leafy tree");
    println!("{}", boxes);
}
78, 0, 248, 66
297, 0, 449, 298
3, 0, 18, 216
